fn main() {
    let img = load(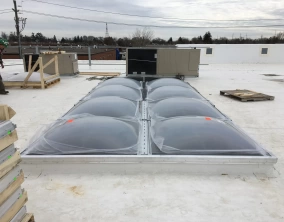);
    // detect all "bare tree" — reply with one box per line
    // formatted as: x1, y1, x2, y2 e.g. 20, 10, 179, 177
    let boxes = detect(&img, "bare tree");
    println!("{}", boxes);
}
276, 32, 284, 40
87, 36, 94, 42
131, 27, 154, 46
1, 32, 8, 39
